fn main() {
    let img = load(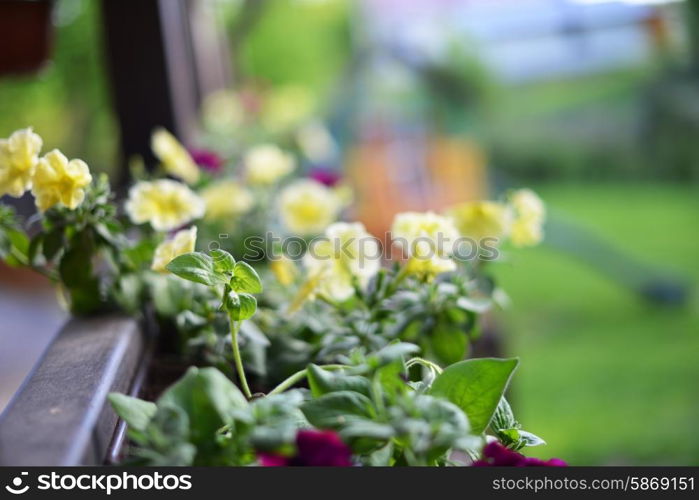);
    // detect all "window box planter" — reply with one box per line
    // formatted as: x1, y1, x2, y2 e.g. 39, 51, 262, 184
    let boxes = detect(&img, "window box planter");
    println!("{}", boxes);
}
0, 312, 504, 466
